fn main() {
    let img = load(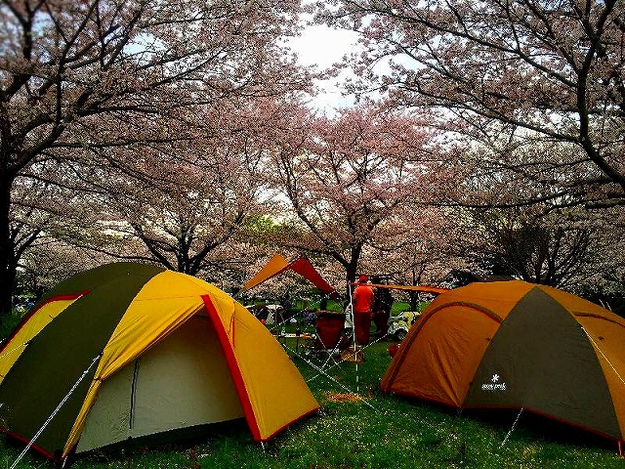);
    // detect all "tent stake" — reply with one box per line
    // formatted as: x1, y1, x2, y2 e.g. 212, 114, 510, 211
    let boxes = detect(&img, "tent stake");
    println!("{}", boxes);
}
500, 407, 524, 448
10, 354, 101, 469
